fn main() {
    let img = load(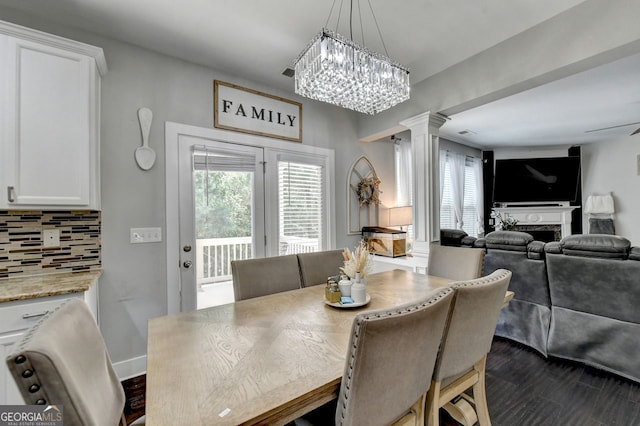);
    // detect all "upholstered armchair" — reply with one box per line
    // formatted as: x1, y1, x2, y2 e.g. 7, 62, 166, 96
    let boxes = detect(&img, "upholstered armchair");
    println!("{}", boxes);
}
231, 254, 302, 300
426, 269, 512, 426
428, 243, 485, 281
297, 249, 344, 287
6, 299, 144, 425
